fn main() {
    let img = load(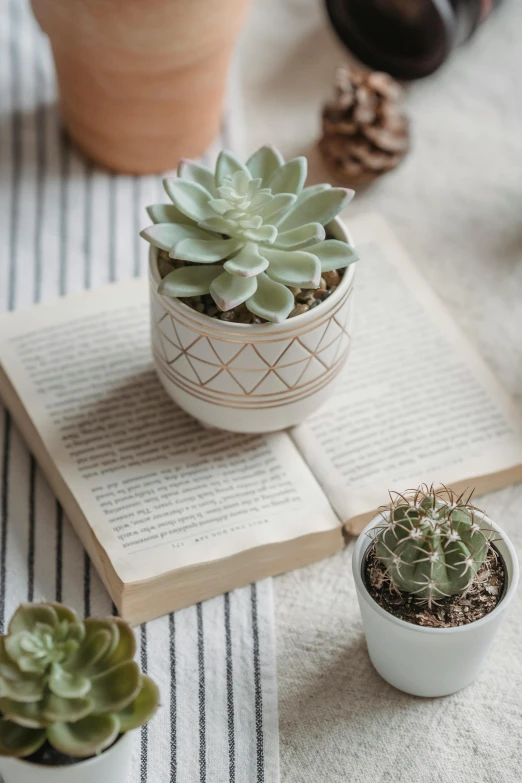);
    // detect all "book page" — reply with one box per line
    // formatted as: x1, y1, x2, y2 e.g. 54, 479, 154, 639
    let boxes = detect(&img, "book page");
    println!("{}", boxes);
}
0, 279, 340, 585
292, 214, 522, 530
